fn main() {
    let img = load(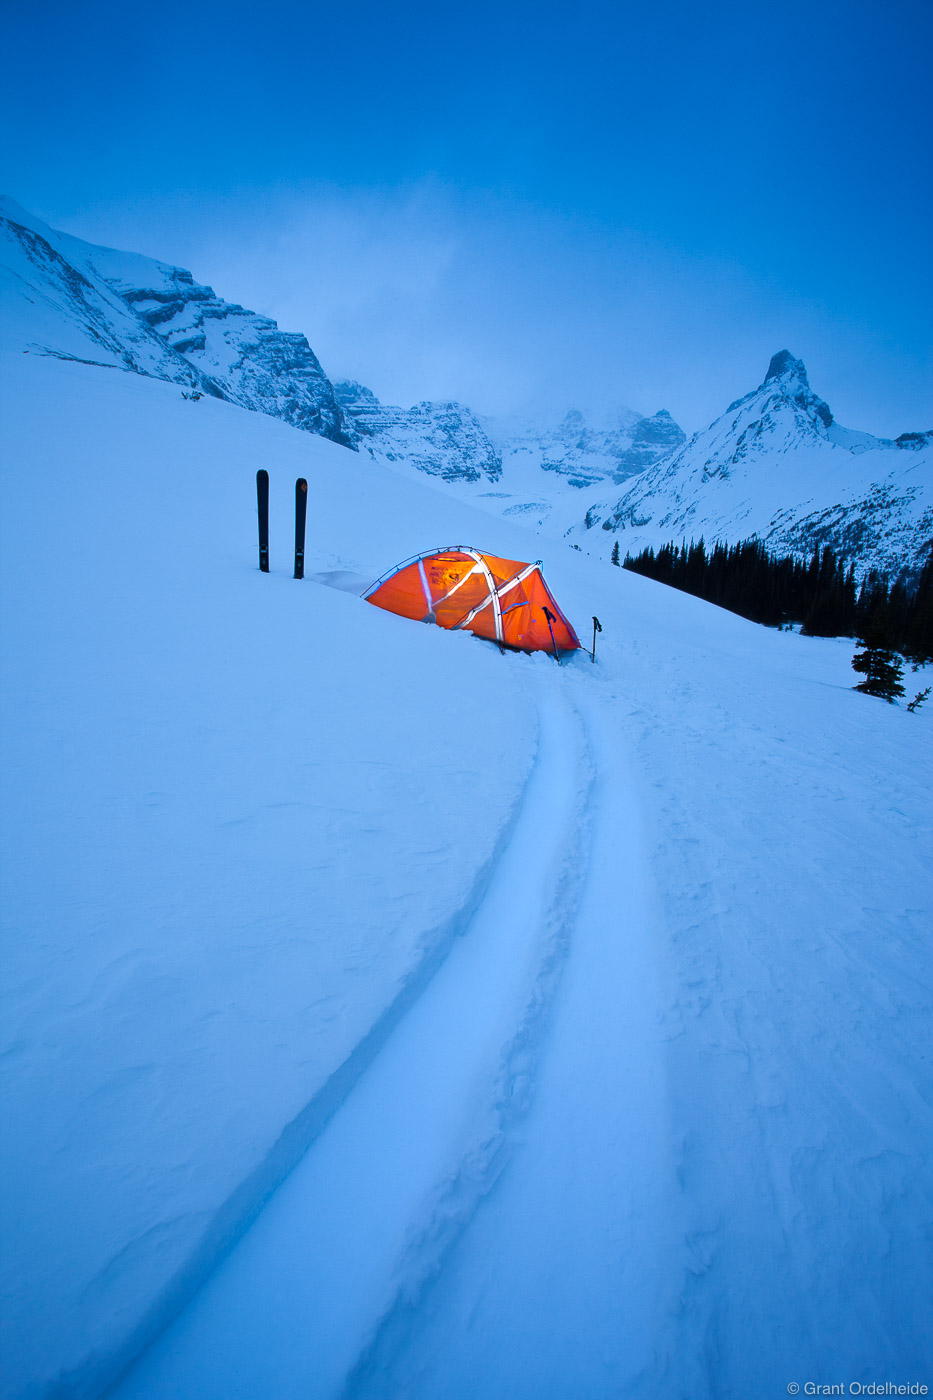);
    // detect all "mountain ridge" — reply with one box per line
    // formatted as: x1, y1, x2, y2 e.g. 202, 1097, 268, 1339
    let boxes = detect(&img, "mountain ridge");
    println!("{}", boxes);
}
579, 349, 932, 577
0, 197, 353, 447
2, 199, 929, 577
